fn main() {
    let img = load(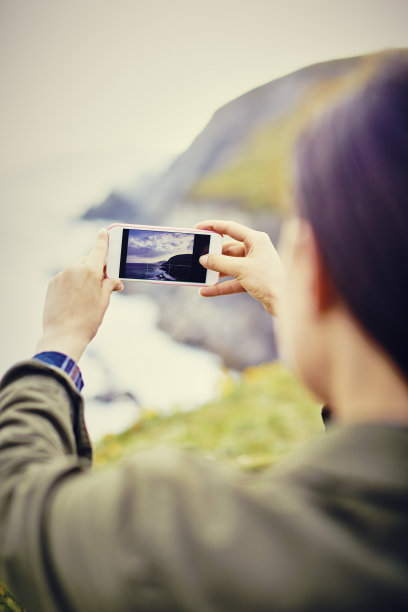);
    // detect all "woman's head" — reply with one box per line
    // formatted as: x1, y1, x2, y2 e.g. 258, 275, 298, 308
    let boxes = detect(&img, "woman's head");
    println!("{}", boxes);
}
278, 51, 408, 401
